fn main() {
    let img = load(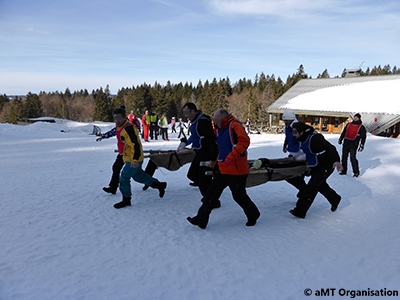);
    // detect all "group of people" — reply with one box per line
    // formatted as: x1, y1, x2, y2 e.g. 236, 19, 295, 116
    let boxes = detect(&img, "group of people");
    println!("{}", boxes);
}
126, 110, 191, 142
97, 104, 367, 229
